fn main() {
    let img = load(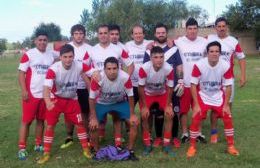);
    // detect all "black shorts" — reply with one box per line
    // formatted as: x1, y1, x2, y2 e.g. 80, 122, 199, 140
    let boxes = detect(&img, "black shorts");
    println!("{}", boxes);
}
133, 86, 139, 106
77, 89, 89, 114
172, 91, 180, 113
